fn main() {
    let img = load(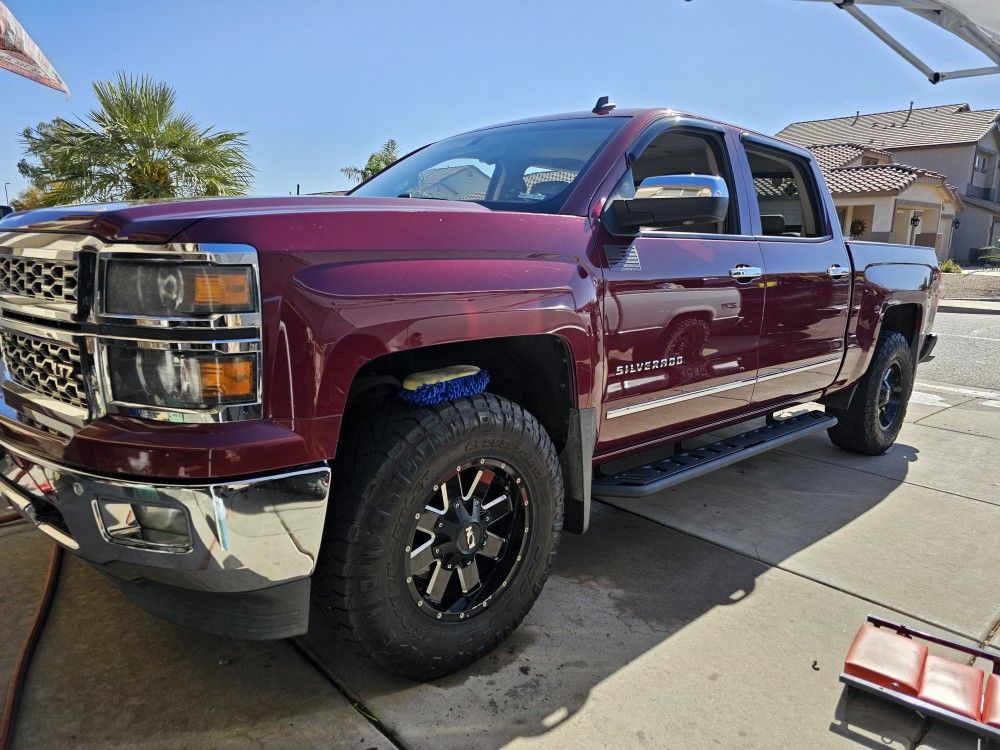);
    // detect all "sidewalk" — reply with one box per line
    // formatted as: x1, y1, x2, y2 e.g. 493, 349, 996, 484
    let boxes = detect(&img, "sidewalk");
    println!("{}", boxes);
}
937, 299, 1000, 315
